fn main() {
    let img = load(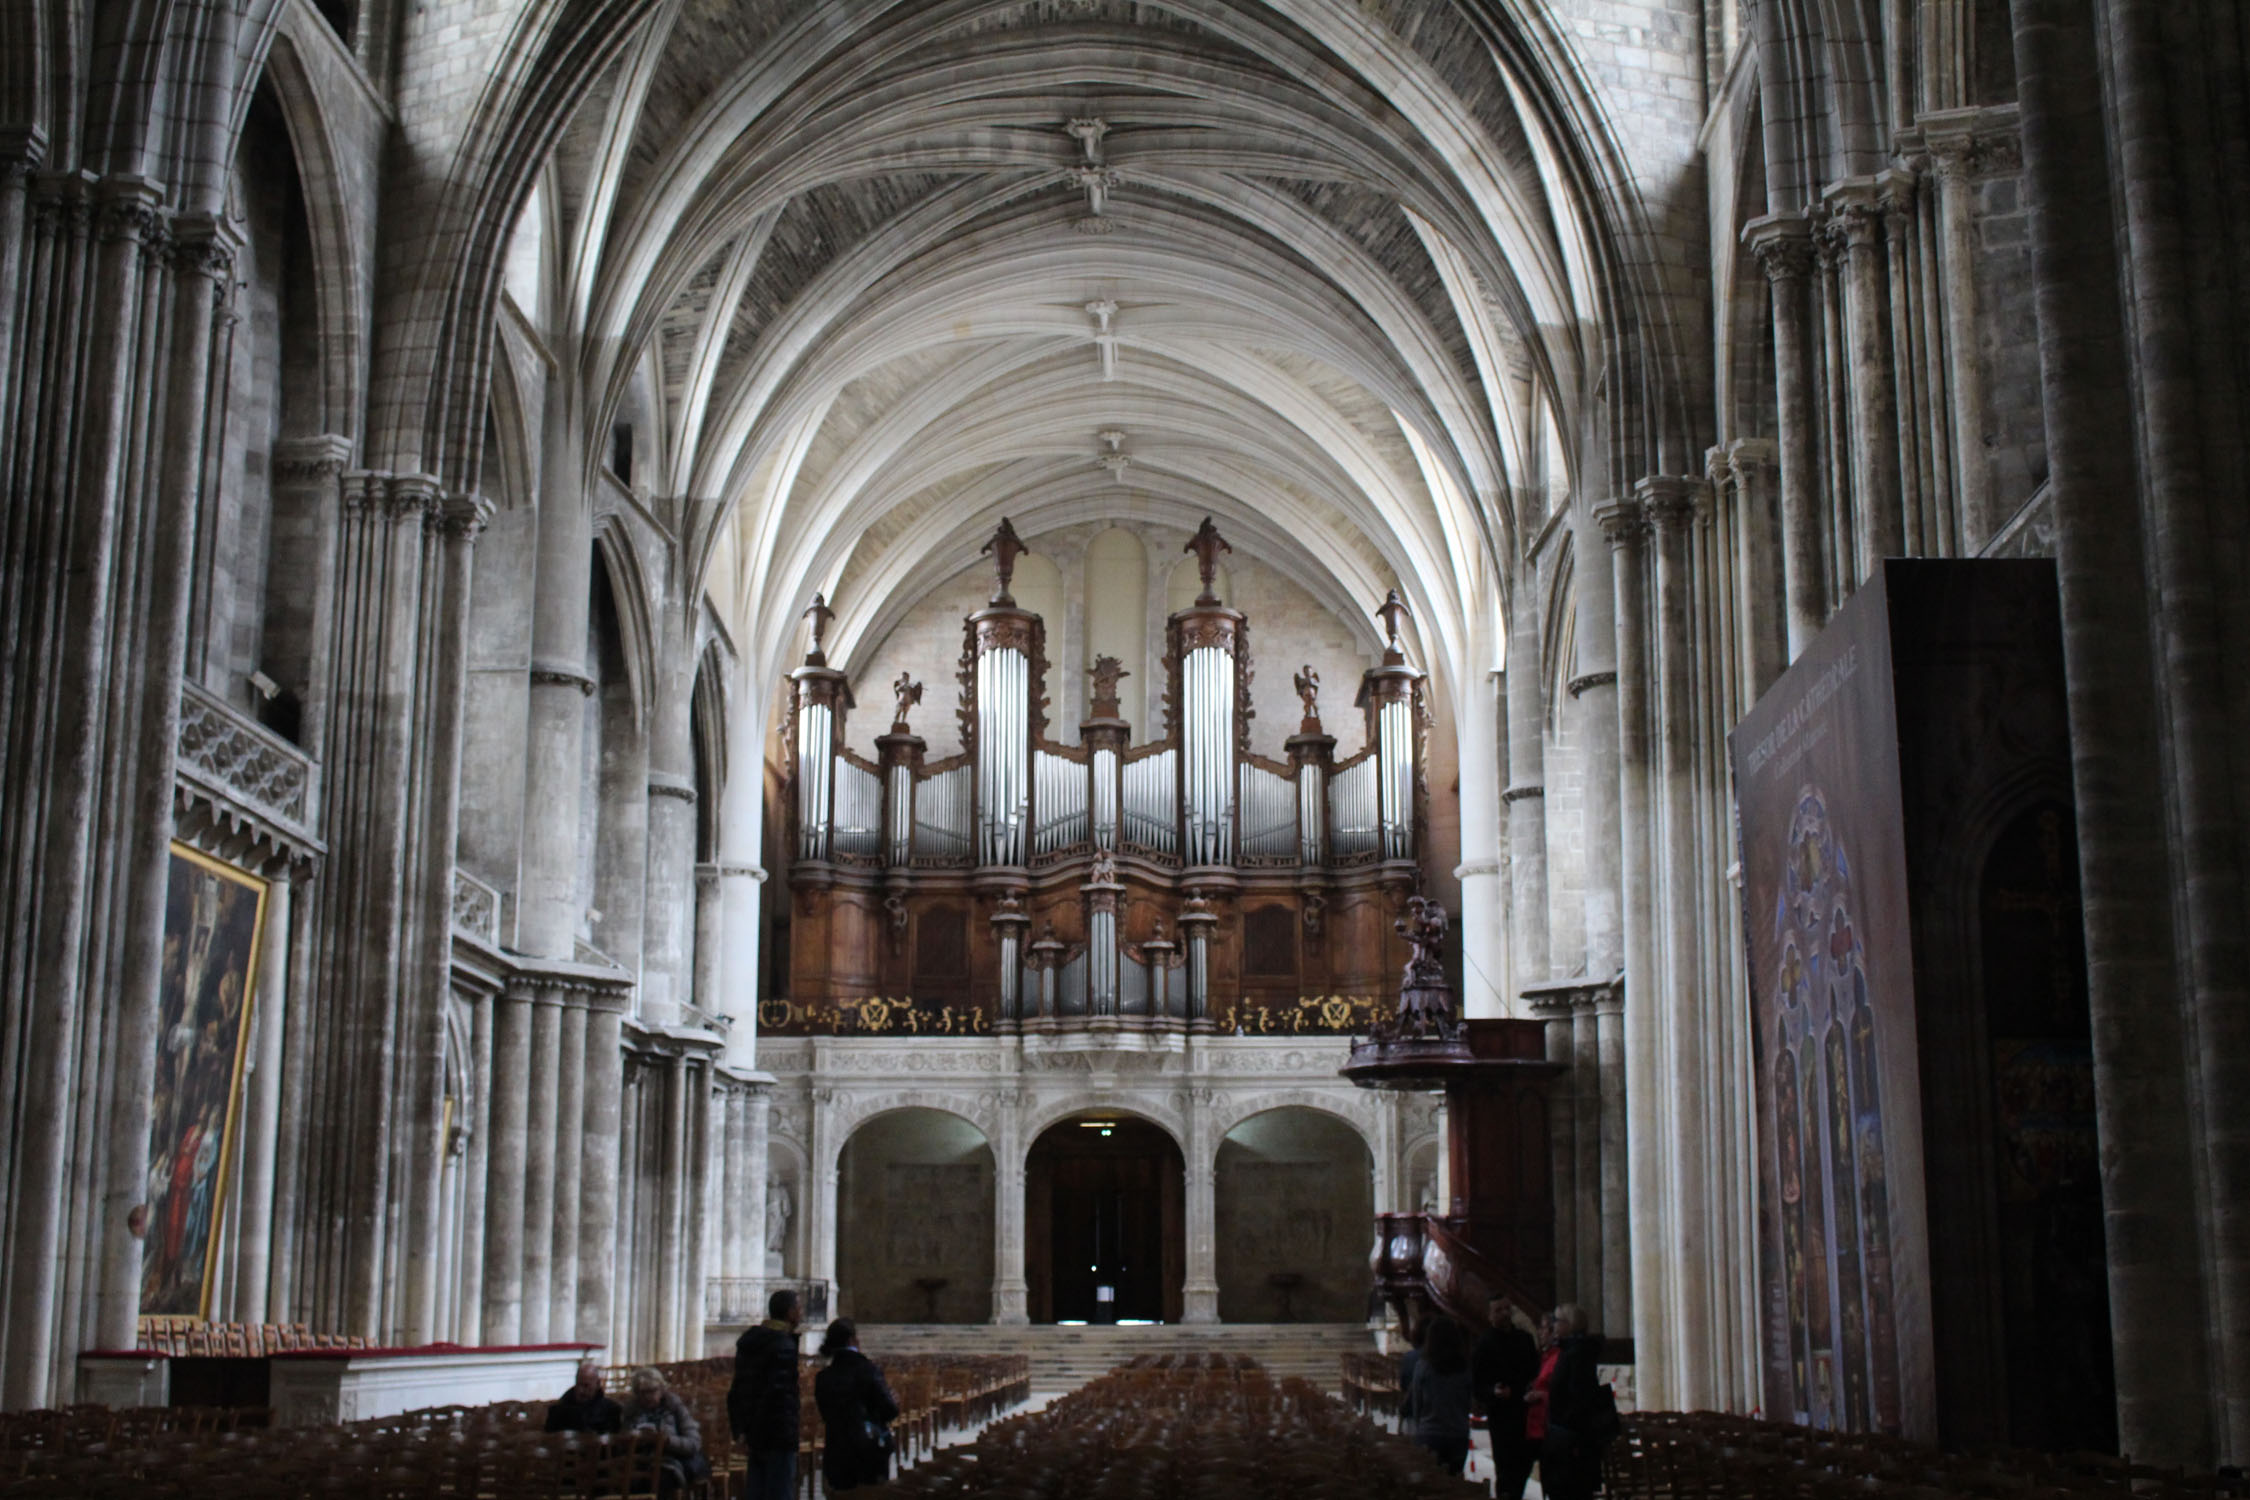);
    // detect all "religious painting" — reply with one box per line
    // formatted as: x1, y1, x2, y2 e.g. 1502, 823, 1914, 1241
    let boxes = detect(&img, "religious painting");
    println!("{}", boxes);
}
1733, 573, 1933, 1441
139, 844, 268, 1318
